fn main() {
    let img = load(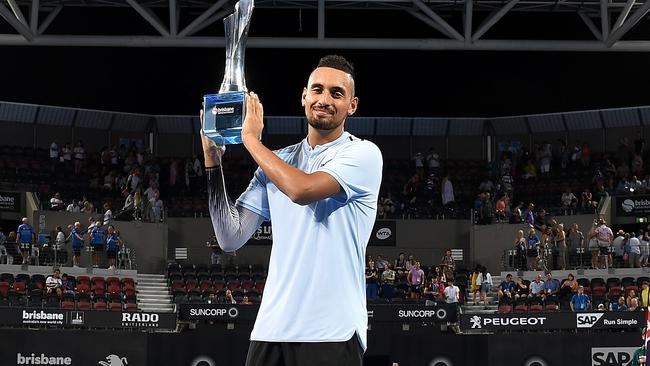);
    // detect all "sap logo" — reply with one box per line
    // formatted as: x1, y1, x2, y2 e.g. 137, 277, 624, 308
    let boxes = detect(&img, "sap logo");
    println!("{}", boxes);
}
98, 354, 128, 366
122, 313, 159, 323
16, 353, 72, 365
591, 347, 637, 366
577, 313, 604, 328
375, 228, 391, 240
